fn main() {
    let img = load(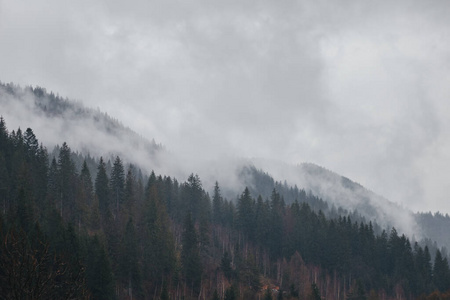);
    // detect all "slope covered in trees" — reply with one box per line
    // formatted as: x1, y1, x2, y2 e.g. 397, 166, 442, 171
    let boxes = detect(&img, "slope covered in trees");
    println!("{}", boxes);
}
1, 116, 449, 299
0, 82, 163, 173
2, 81, 449, 256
